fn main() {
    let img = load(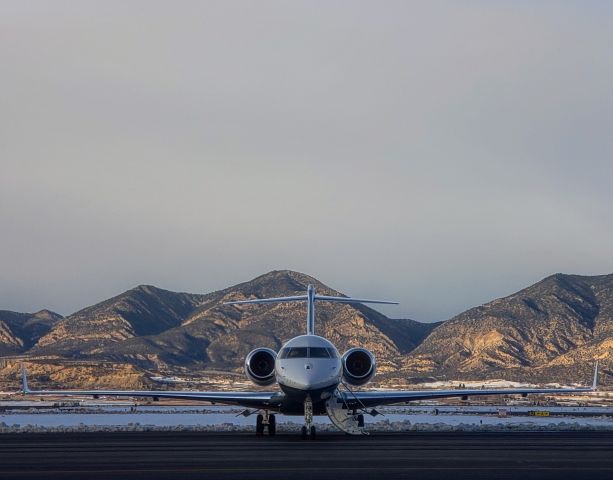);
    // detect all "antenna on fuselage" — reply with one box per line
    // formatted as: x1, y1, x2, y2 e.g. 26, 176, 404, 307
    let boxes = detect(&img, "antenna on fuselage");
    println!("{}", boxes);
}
224, 284, 398, 335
